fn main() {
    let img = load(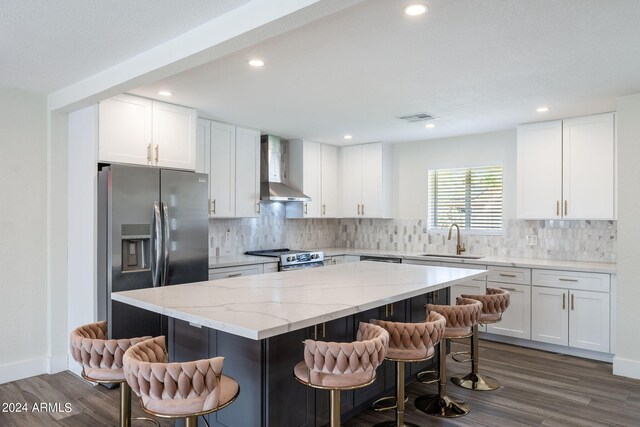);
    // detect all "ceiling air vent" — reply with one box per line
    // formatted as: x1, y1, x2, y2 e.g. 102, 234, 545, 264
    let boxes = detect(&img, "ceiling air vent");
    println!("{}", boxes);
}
397, 112, 437, 123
